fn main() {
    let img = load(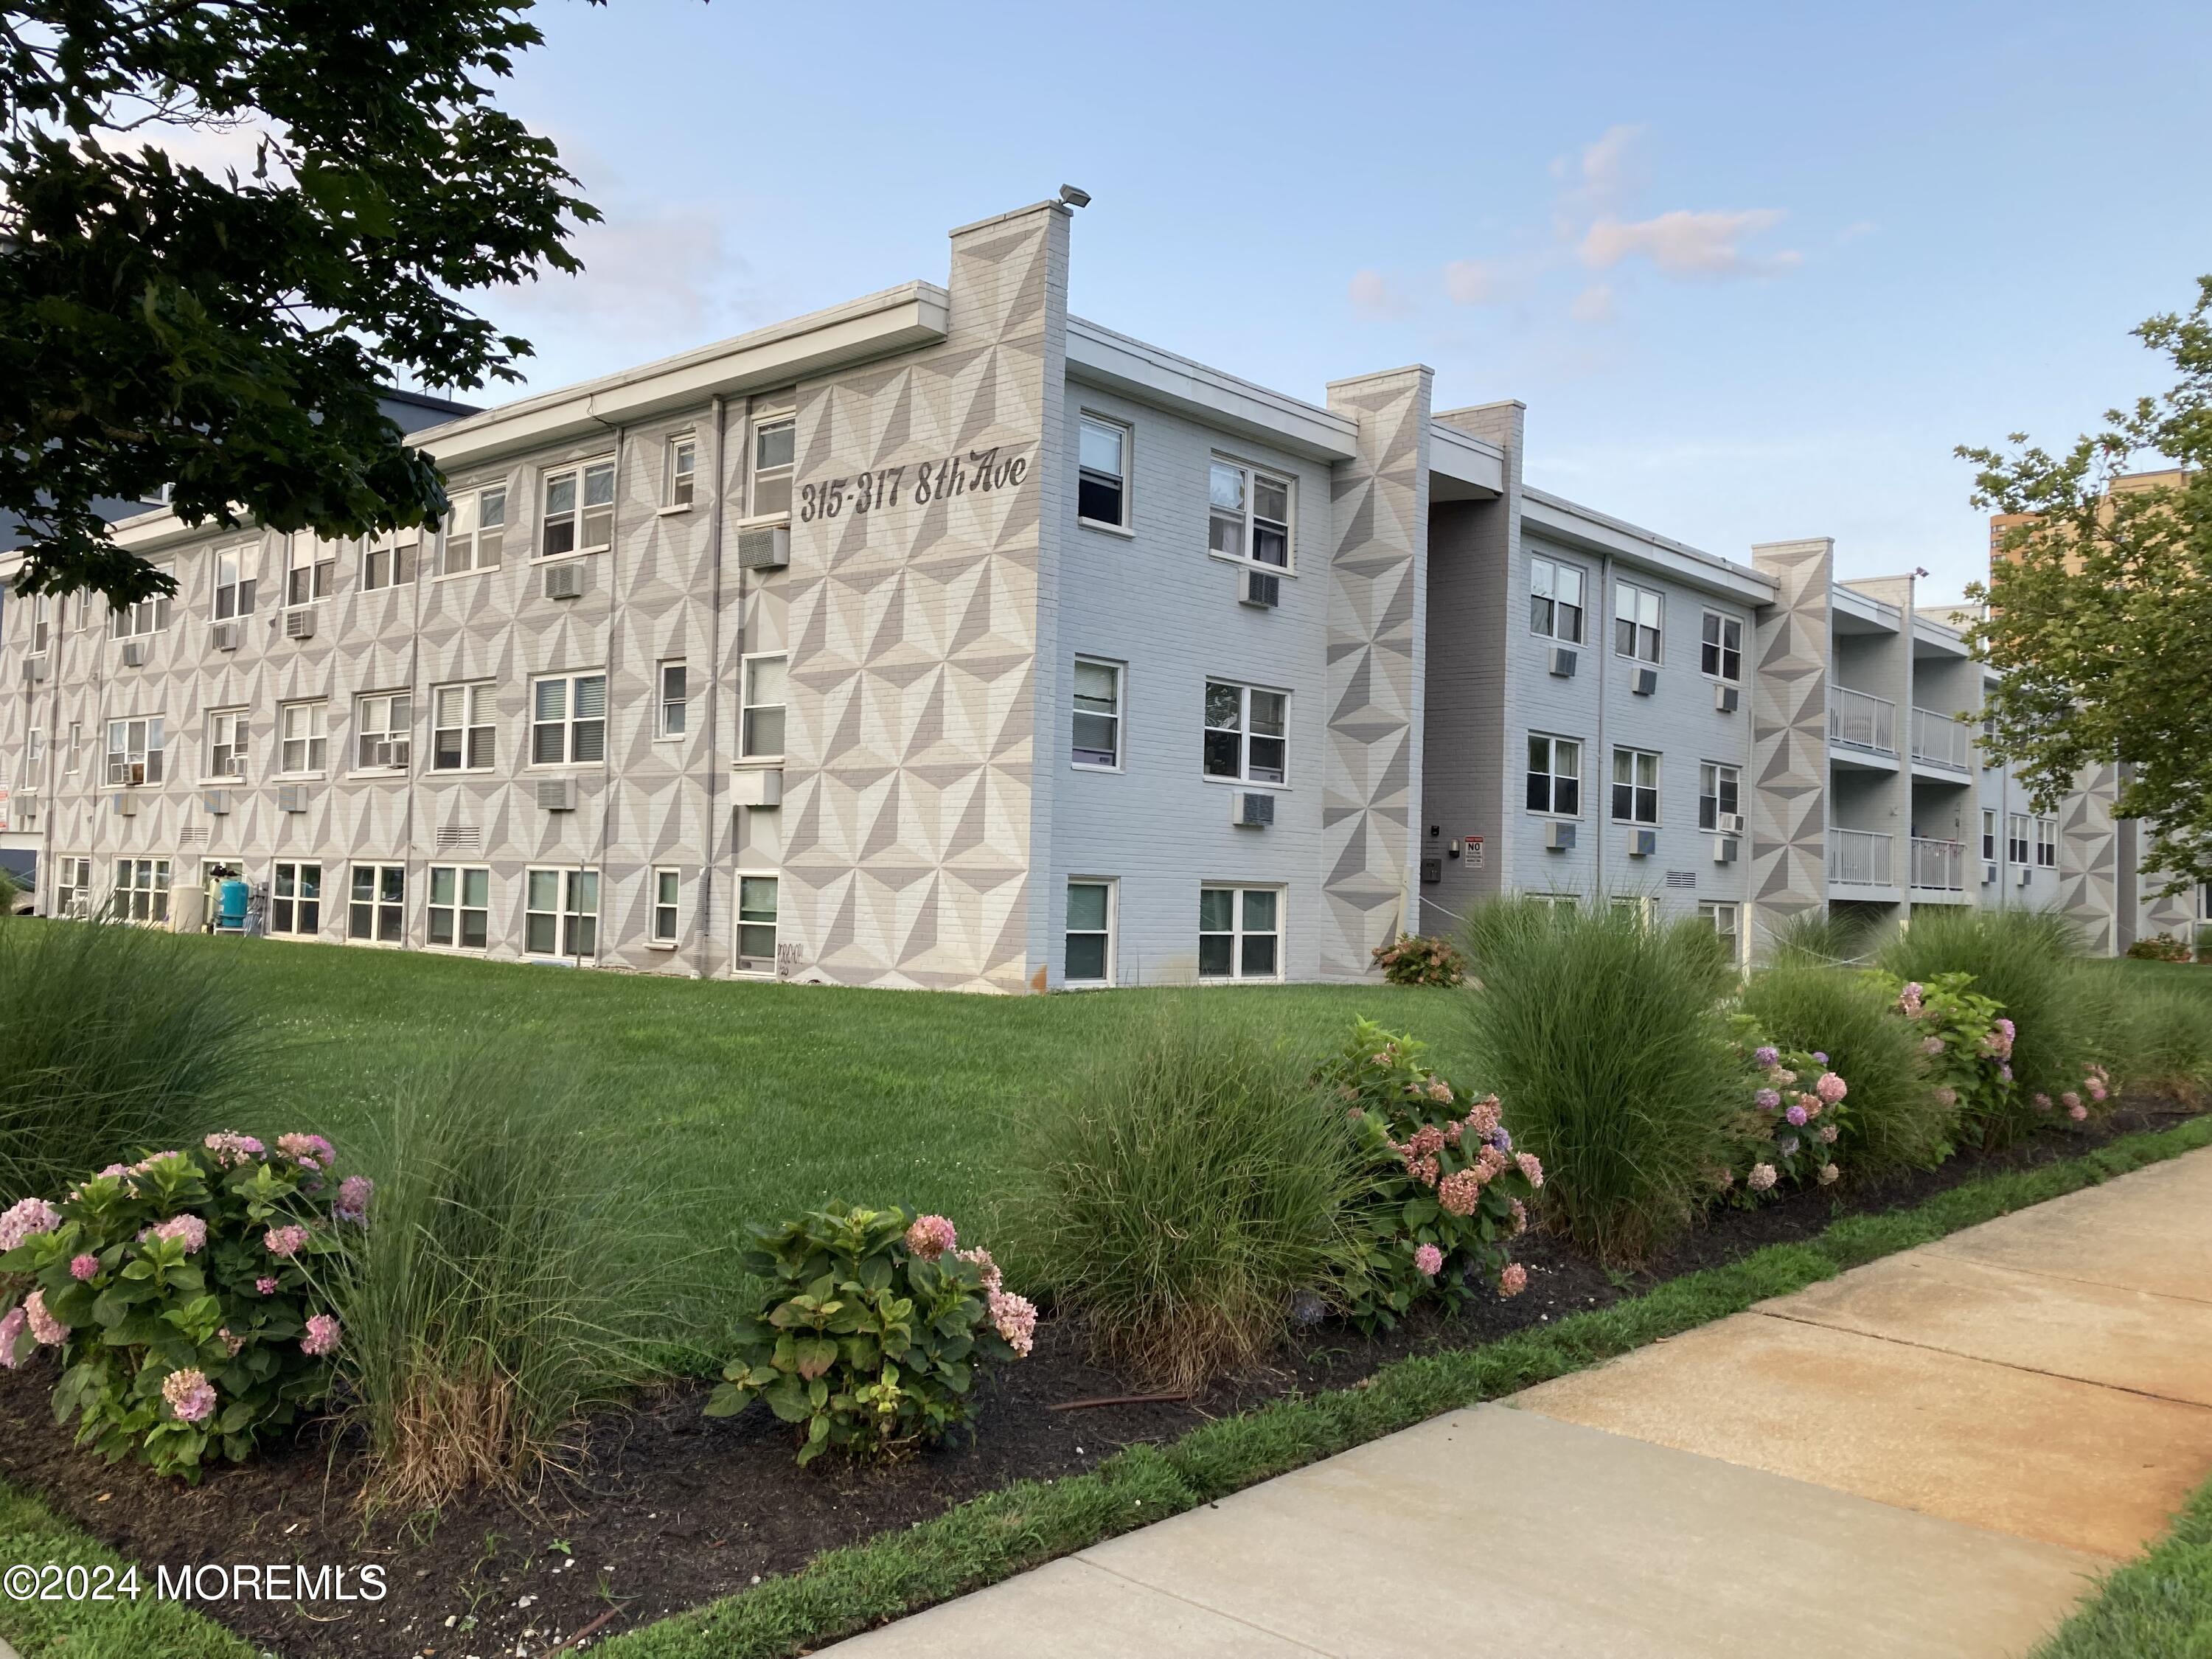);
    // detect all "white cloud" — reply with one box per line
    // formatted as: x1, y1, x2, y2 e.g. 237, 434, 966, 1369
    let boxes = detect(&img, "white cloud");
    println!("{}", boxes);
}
1347, 268, 1414, 319
1444, 258, 1504, 306
1571, 282, 1615, 324
1552, 124, 1647, 224
1579, 209, 1801, 279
